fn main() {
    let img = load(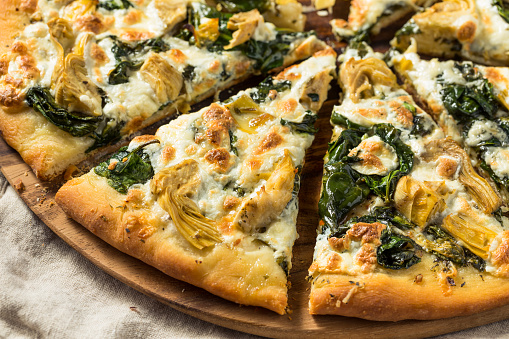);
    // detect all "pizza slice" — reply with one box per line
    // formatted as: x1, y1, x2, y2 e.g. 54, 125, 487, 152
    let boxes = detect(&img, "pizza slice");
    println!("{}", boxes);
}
308, 43, 509, 320
392, 44, 509, 201
0, 0, 323, 180
55, 48, 337, 314
330, 0, 436, 42
391, 0, 509, 66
